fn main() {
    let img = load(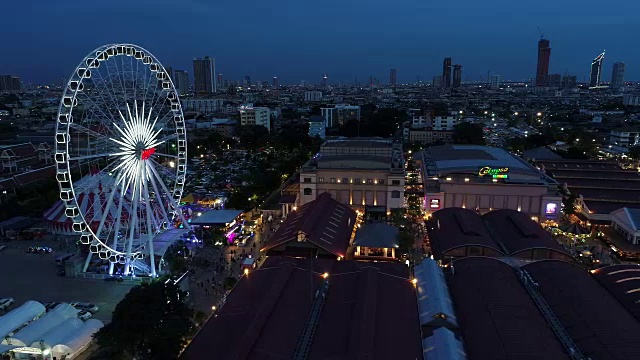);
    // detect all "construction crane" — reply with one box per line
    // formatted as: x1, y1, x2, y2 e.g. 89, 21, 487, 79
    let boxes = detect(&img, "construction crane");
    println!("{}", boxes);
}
537, 26, 545, 40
